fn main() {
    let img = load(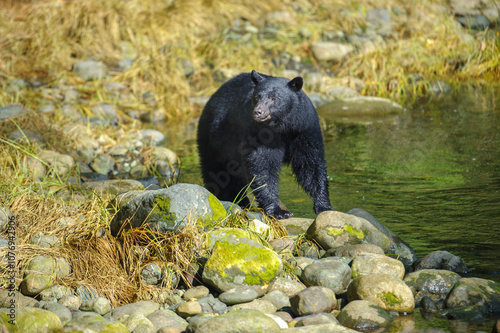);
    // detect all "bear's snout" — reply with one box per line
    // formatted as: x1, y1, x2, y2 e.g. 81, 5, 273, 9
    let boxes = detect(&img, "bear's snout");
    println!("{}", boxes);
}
253, 103, 271, 122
